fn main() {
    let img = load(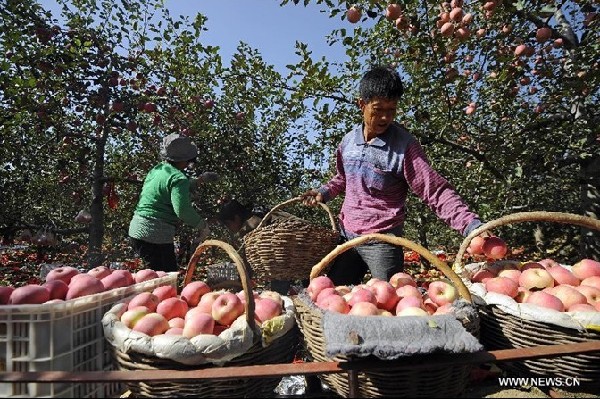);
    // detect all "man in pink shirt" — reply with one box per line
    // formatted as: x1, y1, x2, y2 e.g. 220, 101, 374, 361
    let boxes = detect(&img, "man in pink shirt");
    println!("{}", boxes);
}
303, 65, 488, 285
